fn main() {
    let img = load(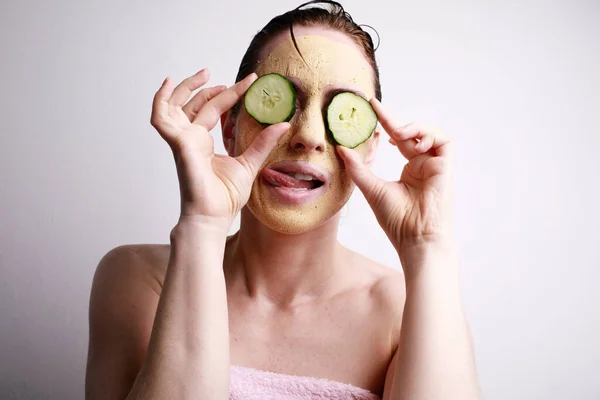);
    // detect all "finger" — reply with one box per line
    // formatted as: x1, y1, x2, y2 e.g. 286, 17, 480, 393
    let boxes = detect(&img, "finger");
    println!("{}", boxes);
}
169, 68, 210, 107
151, 77, 174, 127
406, 153, 449, 182
371, 99, 421, 160
379, 111, 450, 159
370, 98, 411, 140
193, 73, 258, 131
388, 136, 418, 150
182, 85, 227, 121
395, 136, 421, 160
336, 145, 385, 201
237, 122, 290, 178
406, 126, 452, 157
396, 126, 453, 160
415, 131, 434, 151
